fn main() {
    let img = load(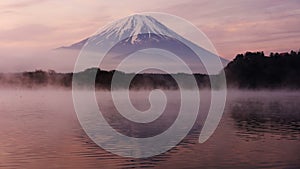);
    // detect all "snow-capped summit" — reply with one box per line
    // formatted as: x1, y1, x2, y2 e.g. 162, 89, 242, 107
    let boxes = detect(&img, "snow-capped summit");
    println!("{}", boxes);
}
61, 14, 181, 49
96, 14, 177, 44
